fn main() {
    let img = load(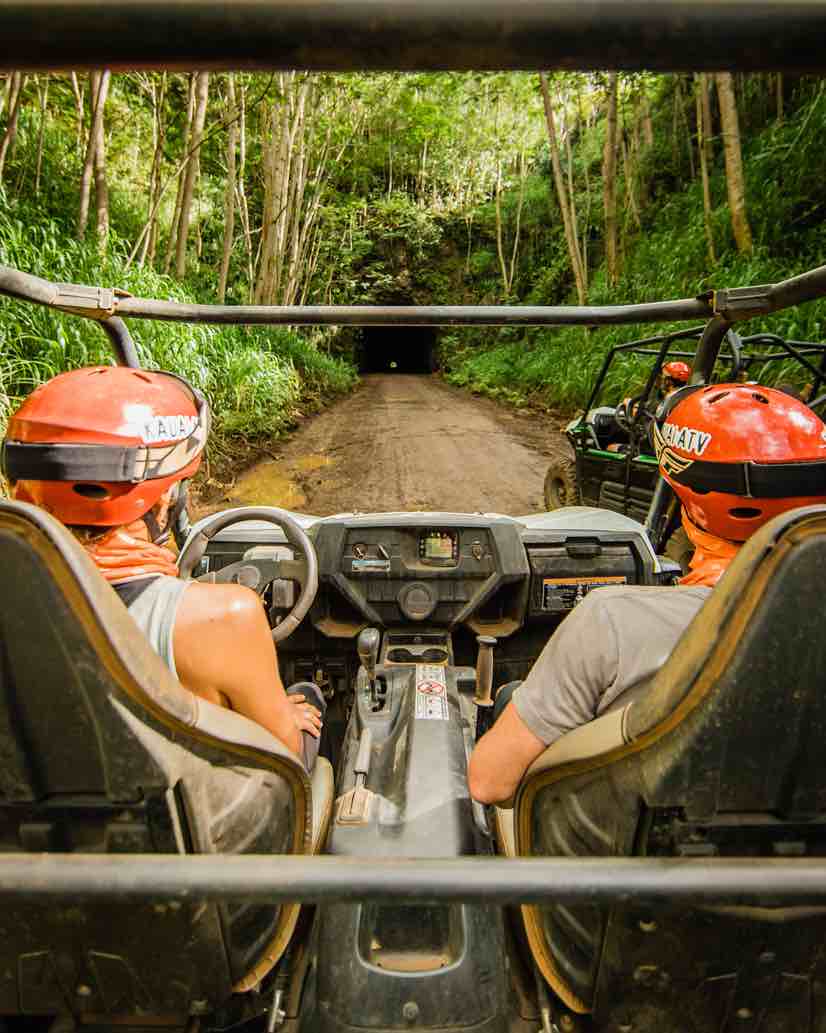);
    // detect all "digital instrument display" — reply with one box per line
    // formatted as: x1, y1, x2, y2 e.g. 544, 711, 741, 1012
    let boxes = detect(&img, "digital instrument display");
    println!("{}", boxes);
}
418, 529, 458, 564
